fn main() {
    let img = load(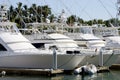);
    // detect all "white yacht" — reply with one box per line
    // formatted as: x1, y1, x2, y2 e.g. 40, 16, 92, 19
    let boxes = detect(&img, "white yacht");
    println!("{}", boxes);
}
0, 5, 88, 70
64, 26, 106, 50
92, 24, 120, 64
17, 8, 117, 67
19, 22, 119, 67
18, 9, 118, 67
57, 10, 106, 50
0, 23, 87, 70
24, 23, 106, 50
92, 24, 120, 50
